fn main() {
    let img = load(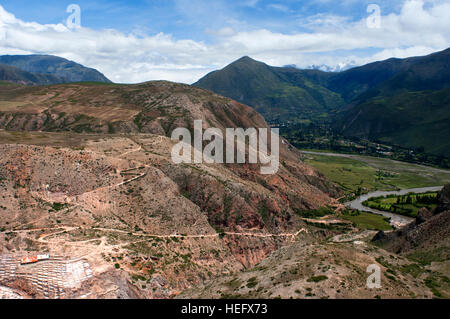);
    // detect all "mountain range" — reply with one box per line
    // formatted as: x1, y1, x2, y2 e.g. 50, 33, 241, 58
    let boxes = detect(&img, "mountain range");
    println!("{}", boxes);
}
1, 79, 446, 299
0, 55, 111, 85
194, 56, 344, 123
194, 48, 450, 157
0, 52, 448, 299
1, 50, 449, 157
0, 63, 64, 86
337, 49, 450, 156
